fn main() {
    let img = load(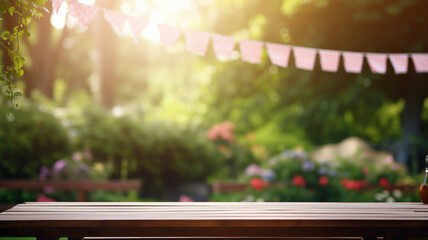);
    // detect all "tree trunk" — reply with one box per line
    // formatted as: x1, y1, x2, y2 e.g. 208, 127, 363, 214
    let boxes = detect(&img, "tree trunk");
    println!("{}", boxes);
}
25, 12, 54, 98
93, 0, 119, 109
396, 75, 426, 170
24, 4, 66, 99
